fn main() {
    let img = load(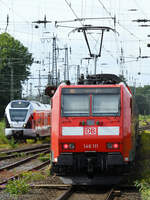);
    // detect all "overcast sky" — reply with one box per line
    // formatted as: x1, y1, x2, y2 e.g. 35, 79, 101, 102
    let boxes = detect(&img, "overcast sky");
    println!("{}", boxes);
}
1, 0, 150, 95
